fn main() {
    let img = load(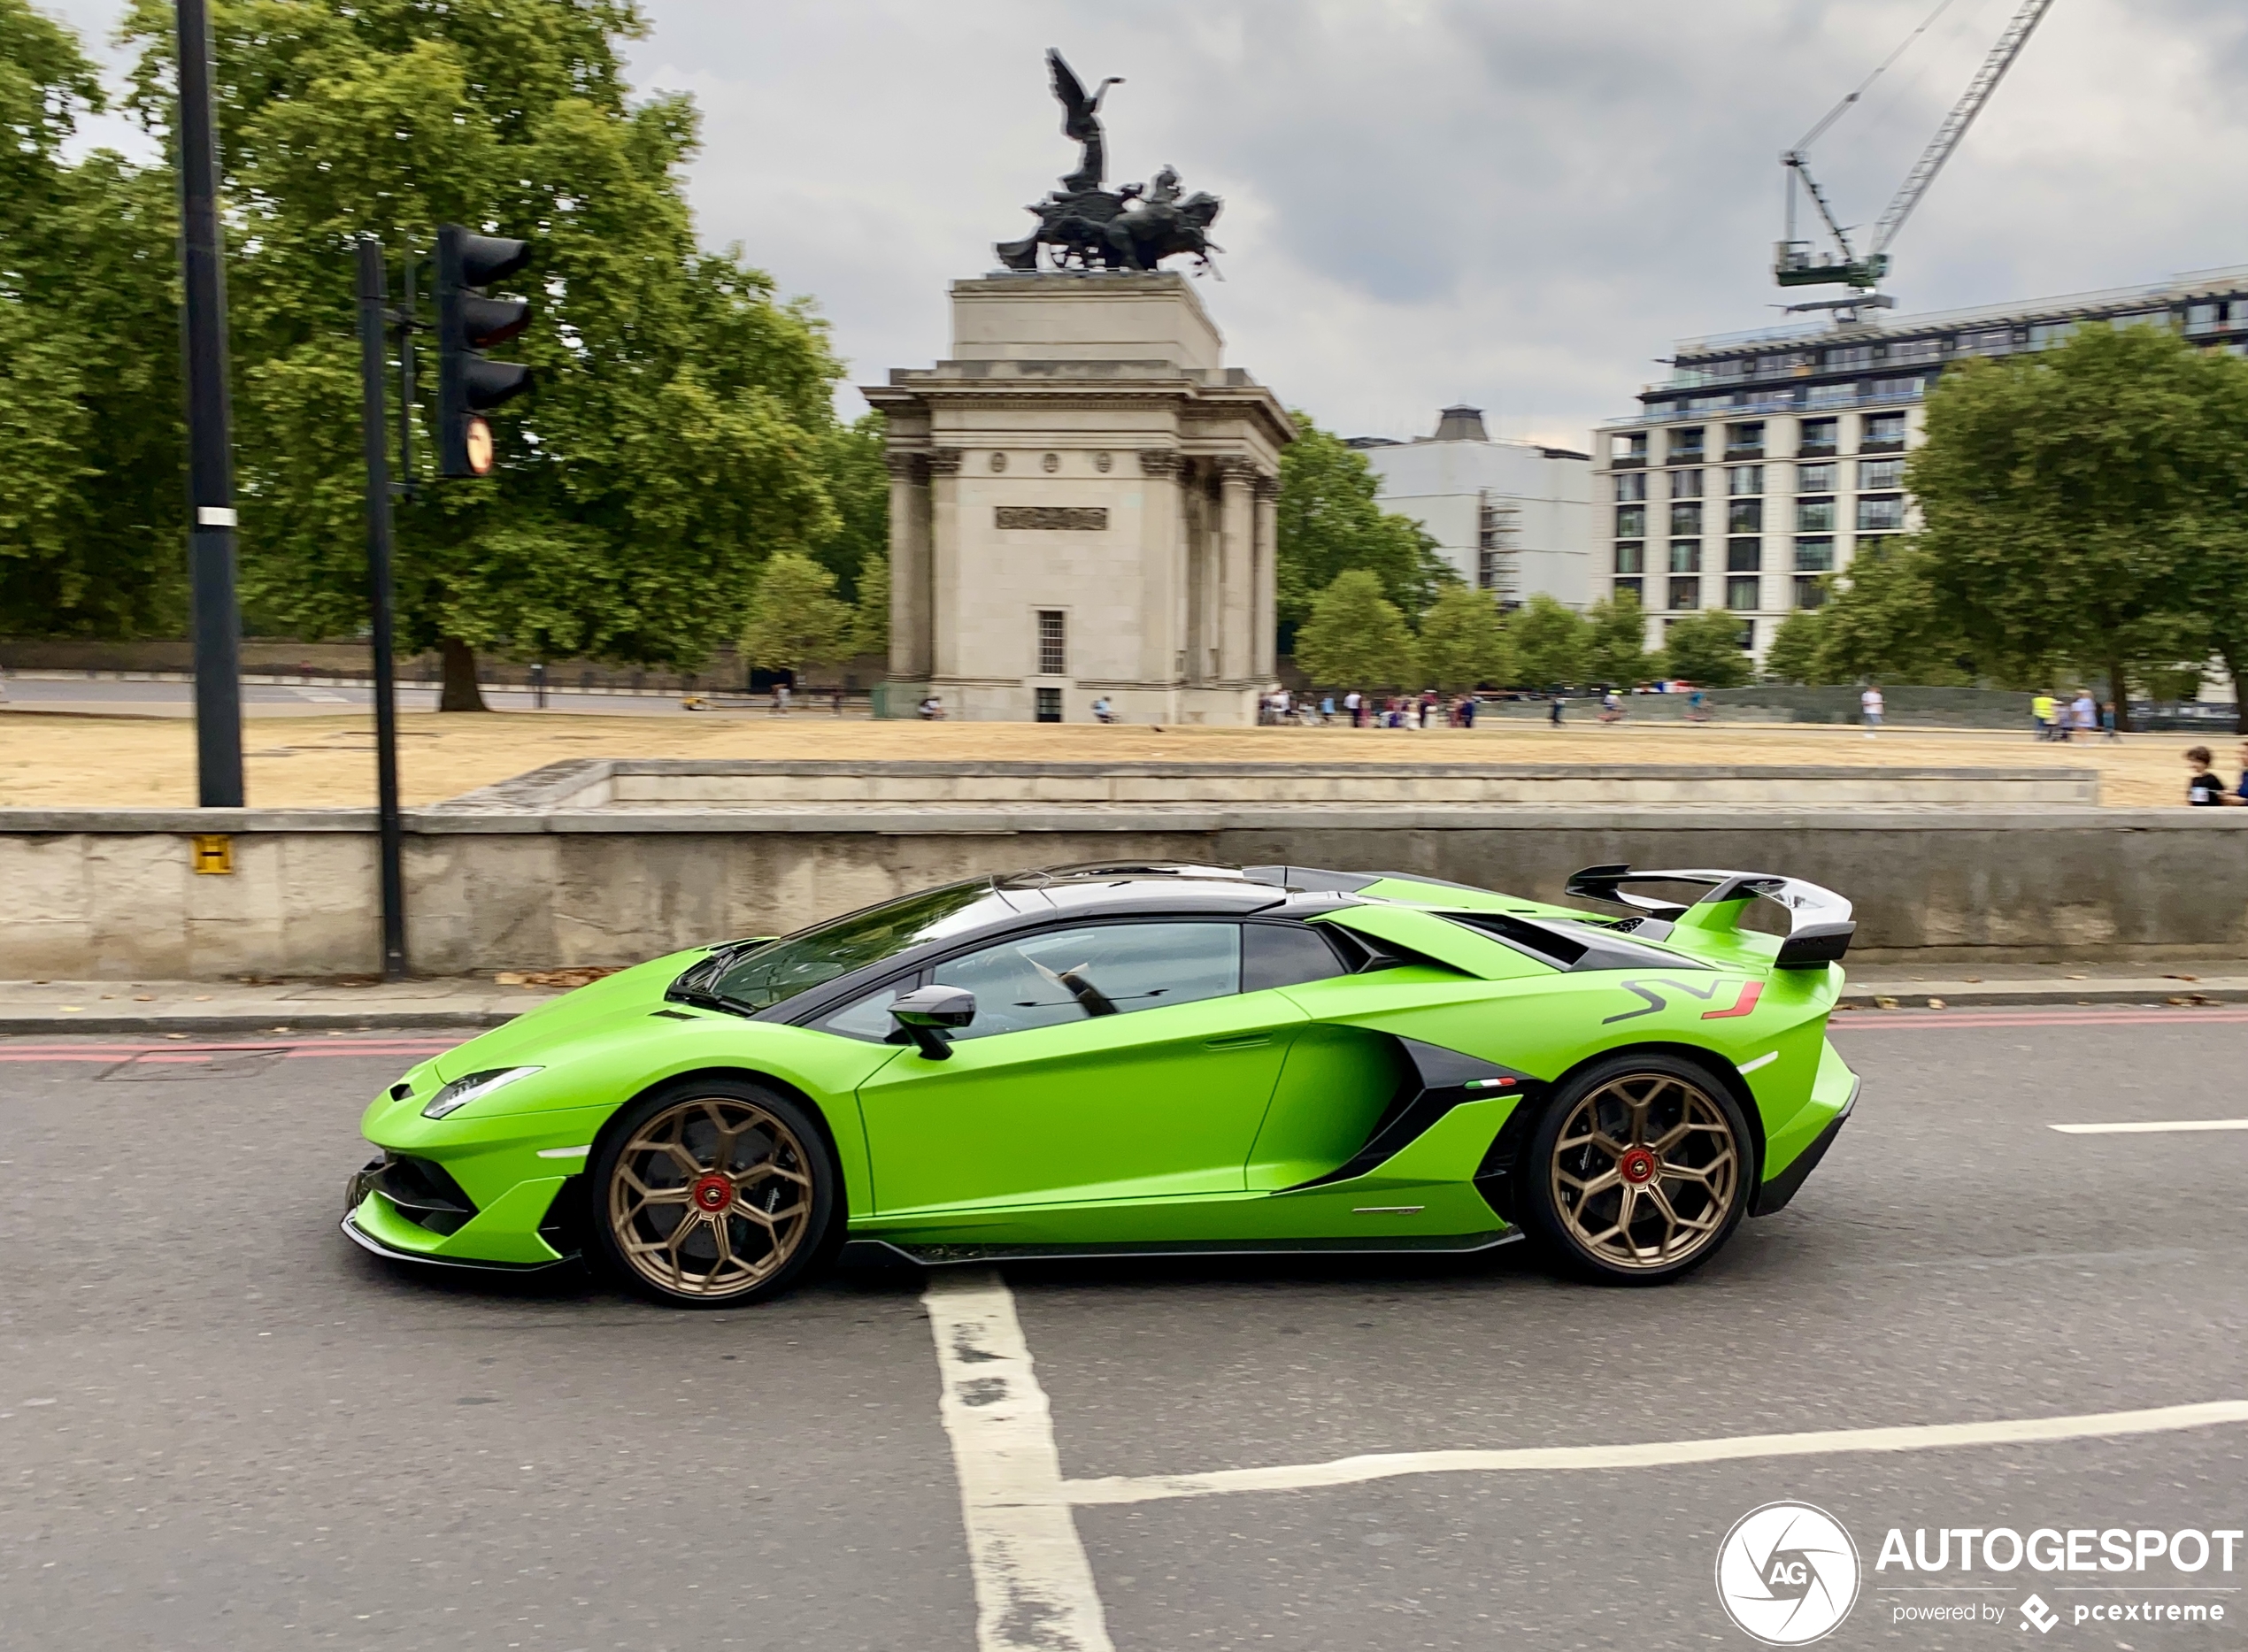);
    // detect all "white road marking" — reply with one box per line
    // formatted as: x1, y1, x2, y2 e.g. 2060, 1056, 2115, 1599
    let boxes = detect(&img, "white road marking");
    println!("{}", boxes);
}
1059, 1399, 2248, 1507
2051, 1118, 2248, 1134
922, 1269, 1114, 1652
